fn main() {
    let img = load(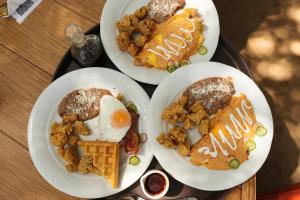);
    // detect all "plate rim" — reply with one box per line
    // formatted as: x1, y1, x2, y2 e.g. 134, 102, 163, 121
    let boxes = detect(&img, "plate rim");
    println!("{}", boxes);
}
100, 0, 220, 85
147, 61, 274, 191
27, 67, 154, 198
